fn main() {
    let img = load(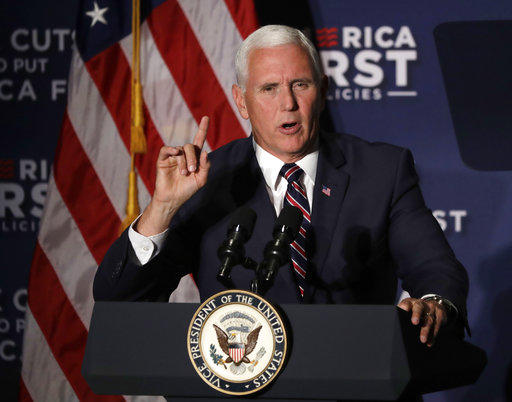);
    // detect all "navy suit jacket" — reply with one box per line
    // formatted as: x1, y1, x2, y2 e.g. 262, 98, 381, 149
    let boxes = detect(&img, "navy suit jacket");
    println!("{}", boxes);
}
94, 131, 468, 323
